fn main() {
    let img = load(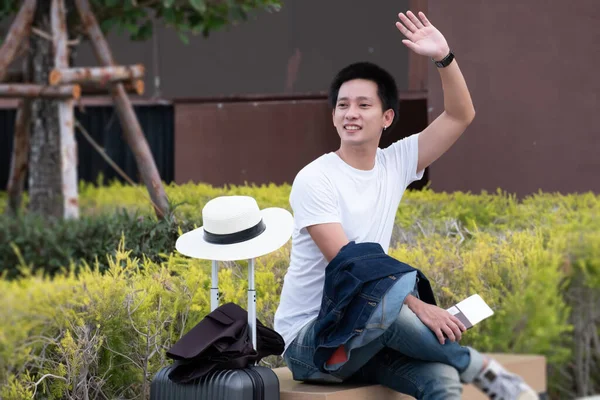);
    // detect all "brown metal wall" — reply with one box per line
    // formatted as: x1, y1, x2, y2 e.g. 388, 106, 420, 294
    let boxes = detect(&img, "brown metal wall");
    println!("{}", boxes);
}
174, 97, 428, 187
175, 98, 335, 186
427, 1, 600, 196
72, 0, 412, 99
